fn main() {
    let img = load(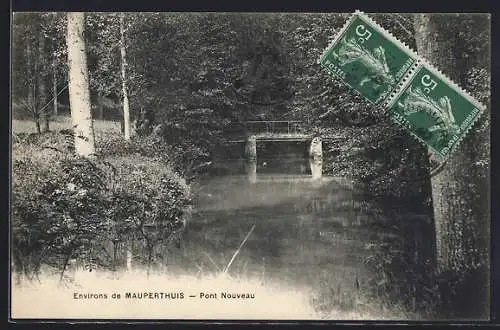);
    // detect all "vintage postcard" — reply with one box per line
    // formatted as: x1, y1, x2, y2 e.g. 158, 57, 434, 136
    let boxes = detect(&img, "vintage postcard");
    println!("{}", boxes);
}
10, 11, 491, 321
